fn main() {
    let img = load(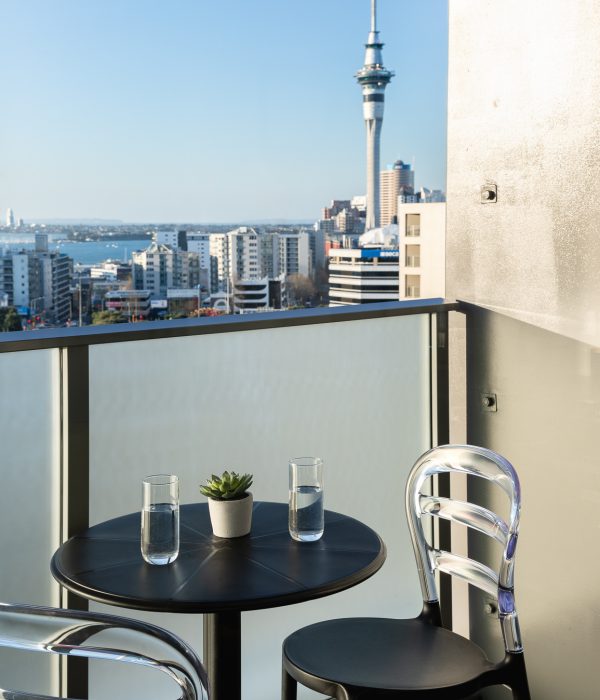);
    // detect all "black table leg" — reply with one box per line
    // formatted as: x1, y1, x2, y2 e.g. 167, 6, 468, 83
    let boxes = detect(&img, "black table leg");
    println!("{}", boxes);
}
203, 611, 242, 700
